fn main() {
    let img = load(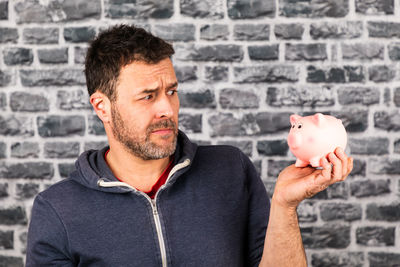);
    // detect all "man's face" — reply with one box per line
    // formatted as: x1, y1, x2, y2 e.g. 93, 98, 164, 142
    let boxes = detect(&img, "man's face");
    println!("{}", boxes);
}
110, 58, 179, 160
